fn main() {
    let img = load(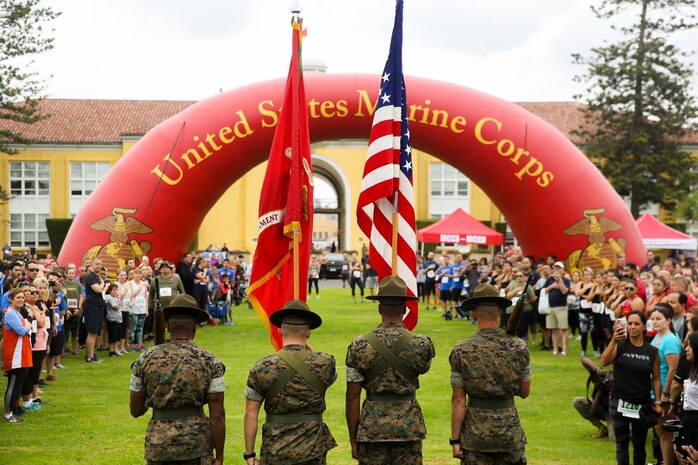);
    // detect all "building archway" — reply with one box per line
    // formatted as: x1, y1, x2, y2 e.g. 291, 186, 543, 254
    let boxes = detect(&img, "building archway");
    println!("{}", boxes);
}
58, 73, 644, 273
312, 154, 352, 251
